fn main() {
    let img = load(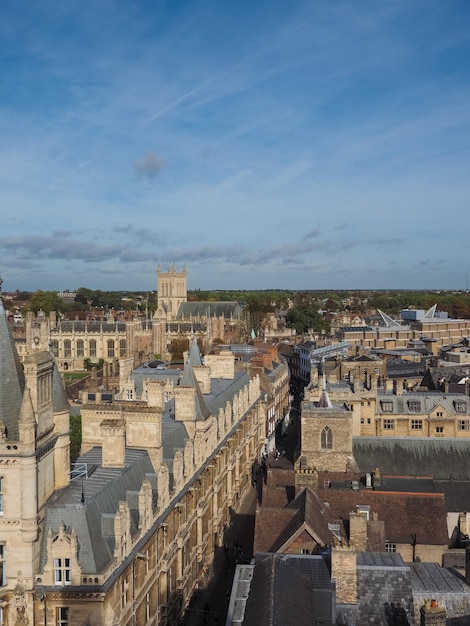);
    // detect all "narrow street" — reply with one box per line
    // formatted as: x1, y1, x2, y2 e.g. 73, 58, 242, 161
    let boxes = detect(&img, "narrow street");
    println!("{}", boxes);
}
183, 393, 302, 625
